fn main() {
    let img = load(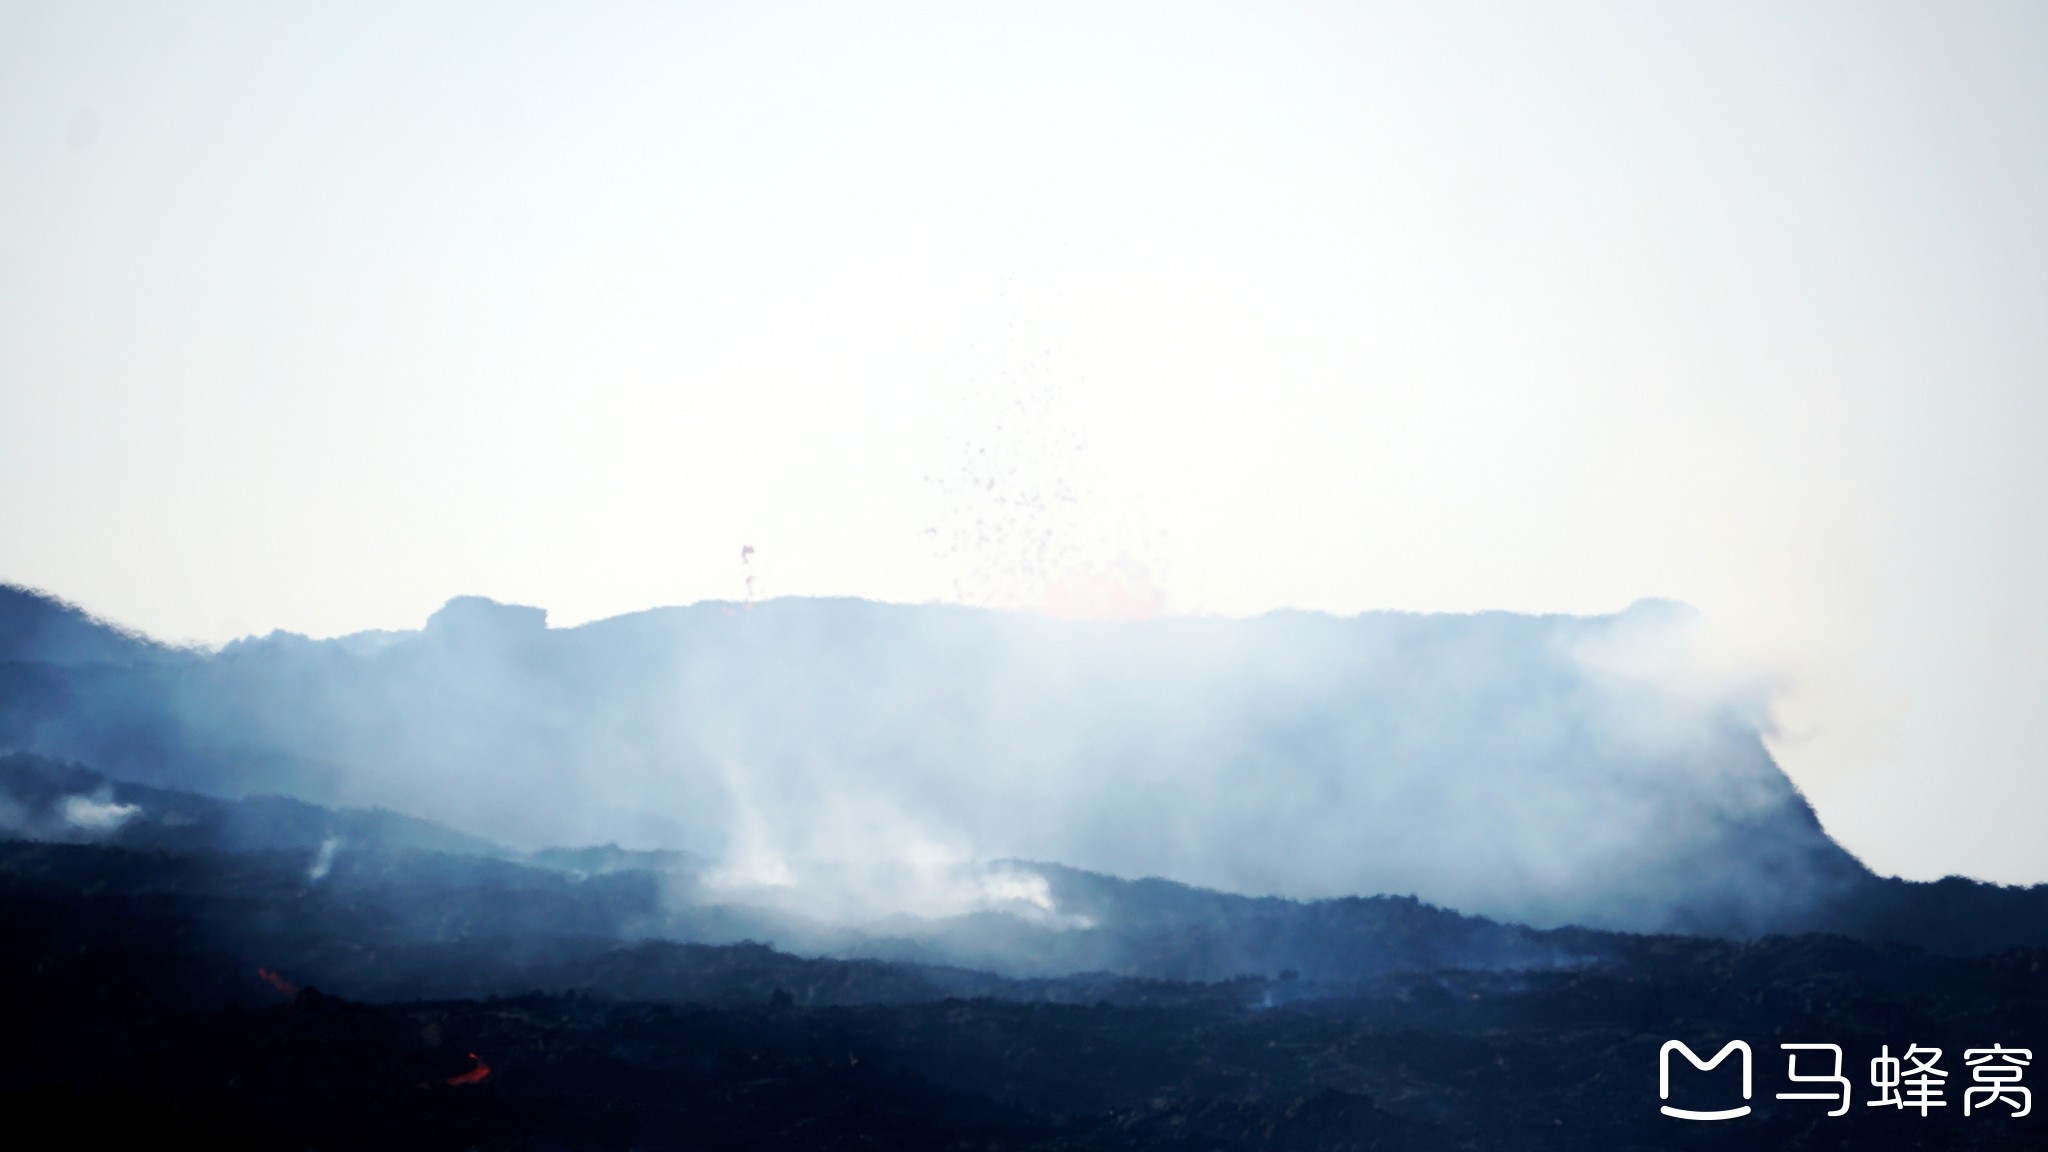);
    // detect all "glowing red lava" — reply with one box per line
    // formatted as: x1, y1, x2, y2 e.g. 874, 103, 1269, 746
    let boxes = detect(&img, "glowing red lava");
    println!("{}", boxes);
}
255, 967, 298, 995
445, 1053, 492, 1086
